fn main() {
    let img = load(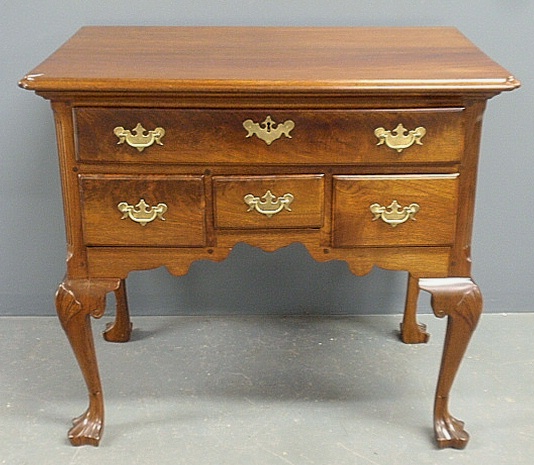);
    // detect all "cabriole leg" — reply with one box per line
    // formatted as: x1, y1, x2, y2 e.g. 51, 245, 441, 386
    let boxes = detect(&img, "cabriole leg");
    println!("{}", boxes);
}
55, 278, 121, 446
103, 279, 132, 343
400, 274, 430, 344
419, 278, 482, 449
